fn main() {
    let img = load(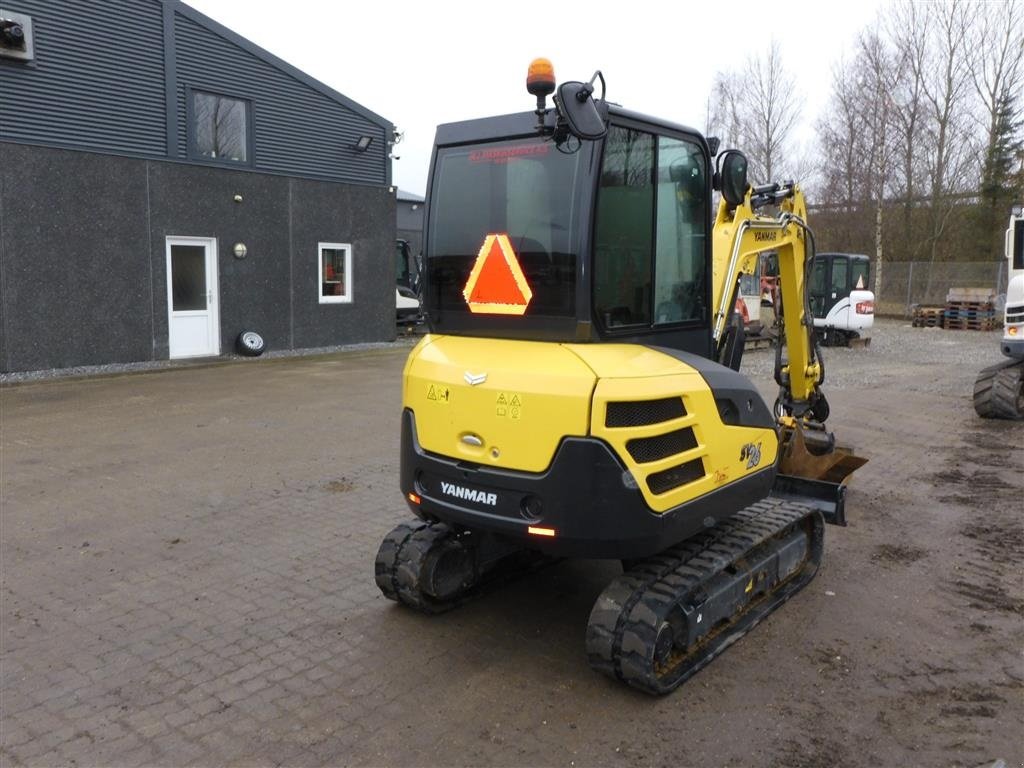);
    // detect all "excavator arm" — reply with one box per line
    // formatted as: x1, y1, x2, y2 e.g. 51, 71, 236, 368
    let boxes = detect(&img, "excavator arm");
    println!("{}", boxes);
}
712, 175, 866, 517
713, 183, 822, 410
